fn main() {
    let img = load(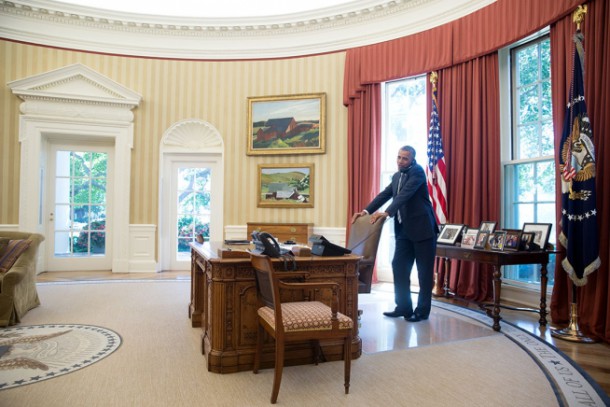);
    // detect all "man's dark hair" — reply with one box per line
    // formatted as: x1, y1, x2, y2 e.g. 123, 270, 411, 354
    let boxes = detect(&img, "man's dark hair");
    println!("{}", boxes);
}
400, 145, 416, 158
